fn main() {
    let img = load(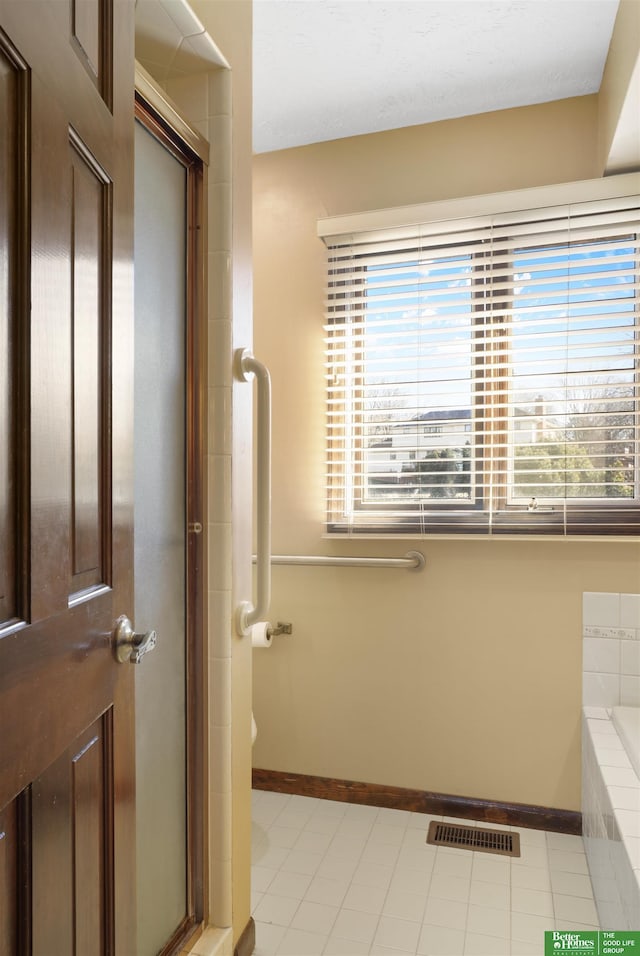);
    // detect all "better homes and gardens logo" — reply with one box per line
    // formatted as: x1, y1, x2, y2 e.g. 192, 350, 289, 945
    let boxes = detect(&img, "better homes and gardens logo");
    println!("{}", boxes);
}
545, 931, 639, 955
546, 932, 597, 953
